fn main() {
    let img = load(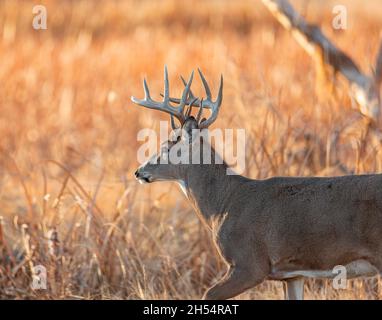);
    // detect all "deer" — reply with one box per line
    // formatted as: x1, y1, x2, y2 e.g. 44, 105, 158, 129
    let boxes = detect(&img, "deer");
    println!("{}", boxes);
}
131, 67, 382, 300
